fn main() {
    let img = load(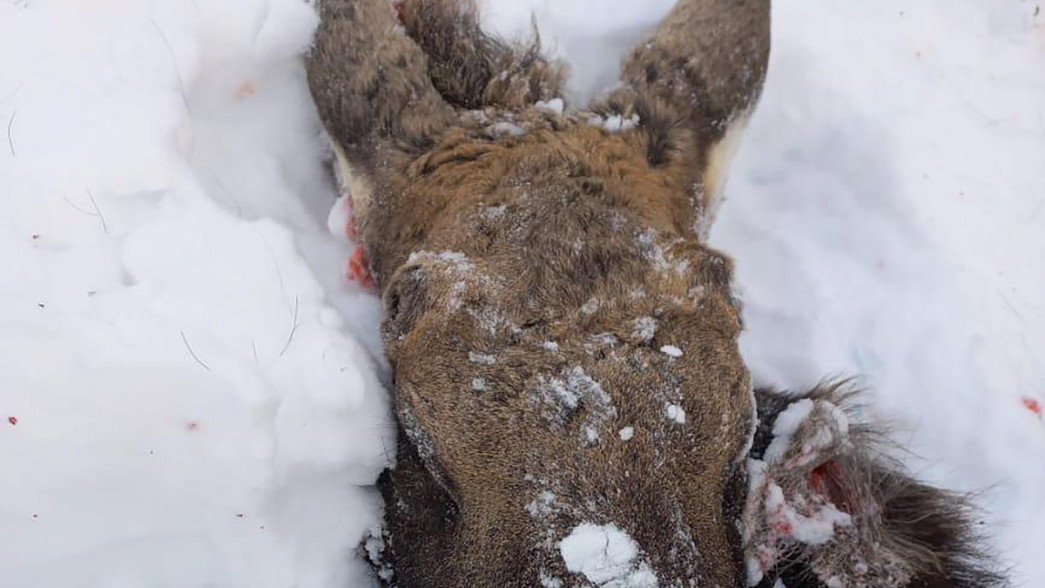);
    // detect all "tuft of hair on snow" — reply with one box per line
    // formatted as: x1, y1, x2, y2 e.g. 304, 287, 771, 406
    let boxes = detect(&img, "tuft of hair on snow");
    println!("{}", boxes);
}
744, 380, 1008, 588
